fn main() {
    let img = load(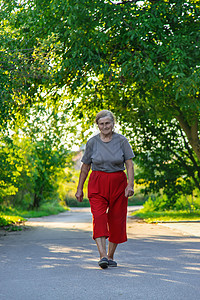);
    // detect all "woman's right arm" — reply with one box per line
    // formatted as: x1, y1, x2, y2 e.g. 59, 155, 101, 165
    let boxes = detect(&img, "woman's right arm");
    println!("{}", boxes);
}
75, 163, 91, 202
